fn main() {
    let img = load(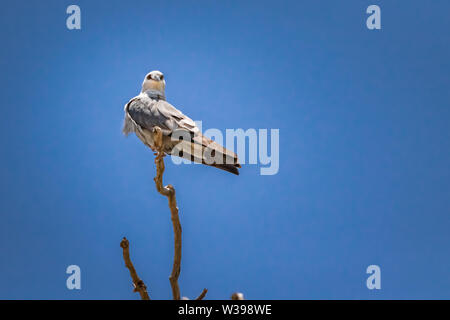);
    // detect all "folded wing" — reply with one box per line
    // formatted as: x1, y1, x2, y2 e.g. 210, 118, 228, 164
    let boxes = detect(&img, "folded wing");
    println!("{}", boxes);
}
123, 96, 241, 175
